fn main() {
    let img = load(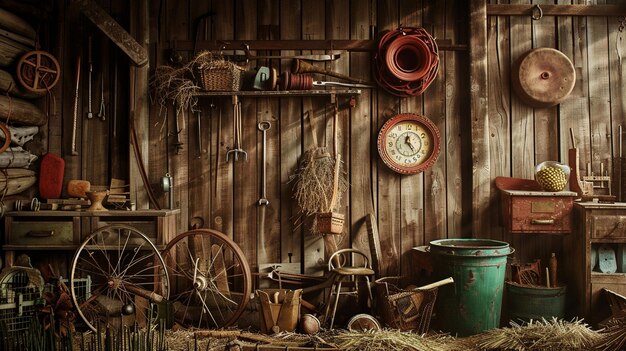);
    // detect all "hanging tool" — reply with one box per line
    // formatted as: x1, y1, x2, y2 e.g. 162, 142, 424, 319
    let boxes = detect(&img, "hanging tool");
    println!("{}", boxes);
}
196, 110, 203, 157
226, 96, 247, 161
97, 75, 106, 120
71, 55, 80, 156
86, 36, 93, 119
258, 121, 271, 206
